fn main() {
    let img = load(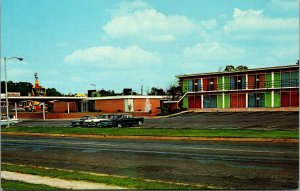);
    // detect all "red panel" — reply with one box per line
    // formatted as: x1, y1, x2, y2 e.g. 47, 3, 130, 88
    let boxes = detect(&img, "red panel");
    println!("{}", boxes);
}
248, 75, 255, 89
195, 96, 201, 108
238, 94, 246, 108
213, 78, 217, 90
281, 92, 290, 107
230, 94, 238, 108
291, 91, 299, 107
258, 74, 265, 88
188, 96, 195, 108
203, 78, 209, 91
